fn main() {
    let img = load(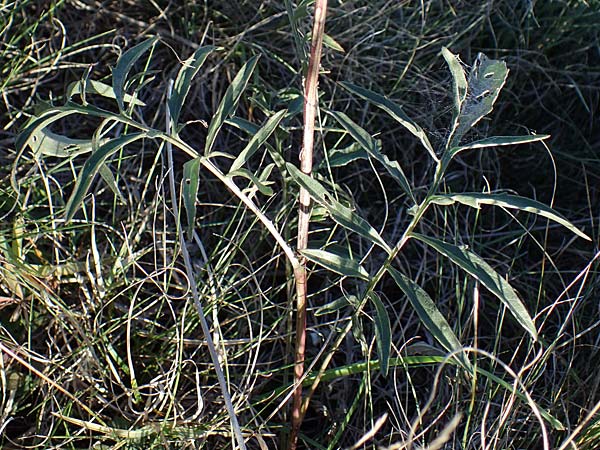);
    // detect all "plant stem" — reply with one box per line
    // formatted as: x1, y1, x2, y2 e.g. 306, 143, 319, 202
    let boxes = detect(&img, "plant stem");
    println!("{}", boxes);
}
290, 1, 328, 449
